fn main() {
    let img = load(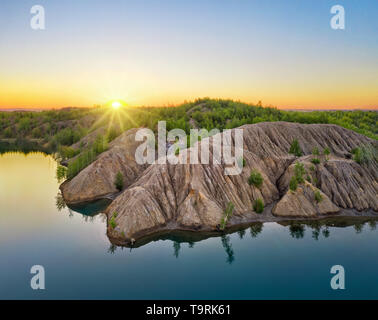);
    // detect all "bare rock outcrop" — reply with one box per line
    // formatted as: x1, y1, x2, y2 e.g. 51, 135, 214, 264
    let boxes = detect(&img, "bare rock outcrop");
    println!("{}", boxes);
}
278, 156, 378, 211
272, 182, 340, 217
102, 122, 377, 242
